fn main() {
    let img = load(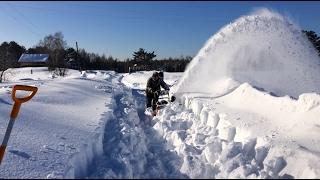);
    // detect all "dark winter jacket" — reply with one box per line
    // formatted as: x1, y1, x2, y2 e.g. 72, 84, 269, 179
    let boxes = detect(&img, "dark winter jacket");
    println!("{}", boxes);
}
146, 77, 169, 96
